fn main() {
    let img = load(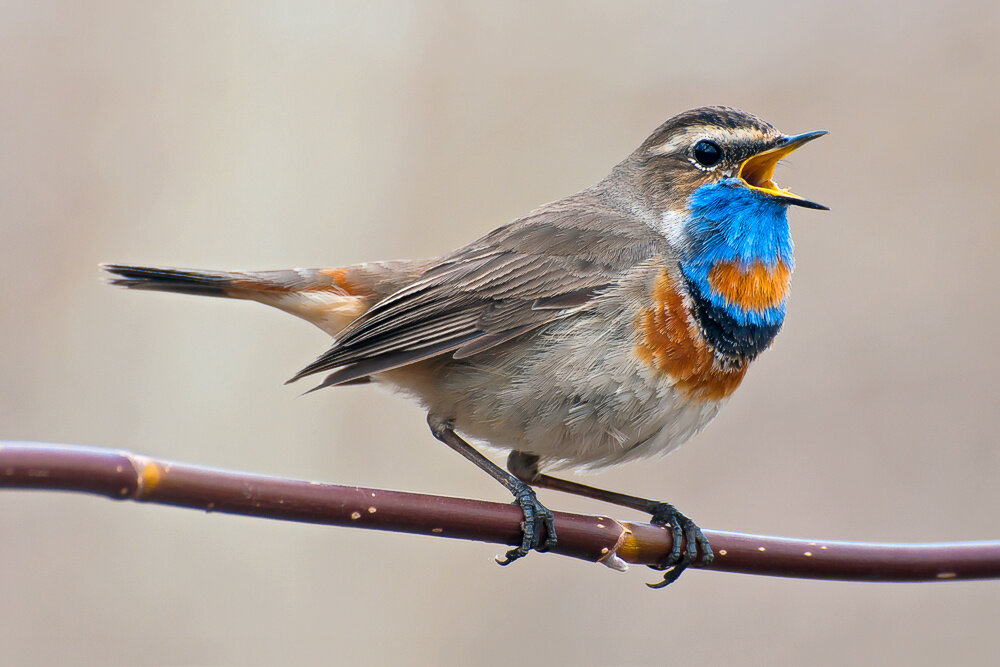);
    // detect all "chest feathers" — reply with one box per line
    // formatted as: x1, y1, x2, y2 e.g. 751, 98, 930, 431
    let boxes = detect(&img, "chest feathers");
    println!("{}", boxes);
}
635, 270, 749, 401
637, 179, 794, 394
679, 179, 794, 361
